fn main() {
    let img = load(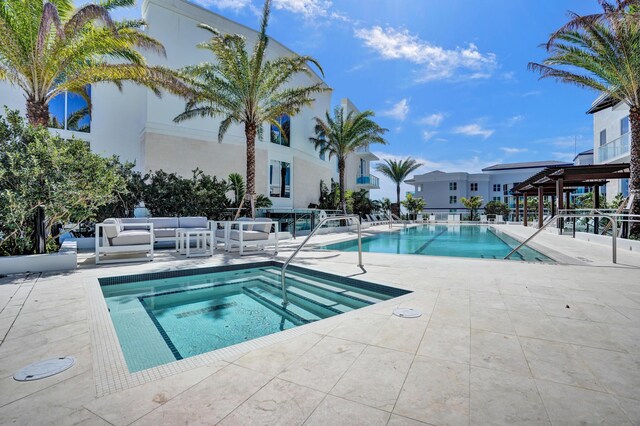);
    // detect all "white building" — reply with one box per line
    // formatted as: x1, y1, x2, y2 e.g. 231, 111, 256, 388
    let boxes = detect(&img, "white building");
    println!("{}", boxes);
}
587, 94, 630, 202
0, 0, 378, 210
405, 160, 572, 214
